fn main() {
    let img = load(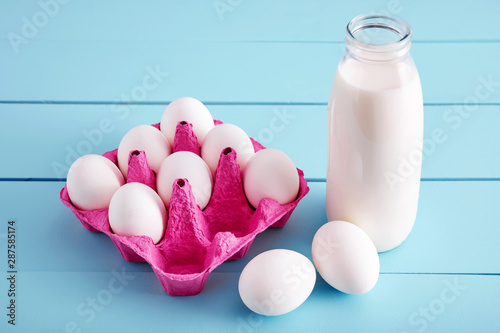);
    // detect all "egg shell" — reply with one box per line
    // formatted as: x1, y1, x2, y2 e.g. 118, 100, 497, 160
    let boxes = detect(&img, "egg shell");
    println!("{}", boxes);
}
109, 182, 167, 244
202, 123, 255, 174
67, 154, 125, 210
156, 151, 213, 210
160, 97, 215, 145
312, 220, 380, 295
239, 249, 316, 316
60, 120, 309, 295
117, 125, 171, 178
243, 148, 300, 209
